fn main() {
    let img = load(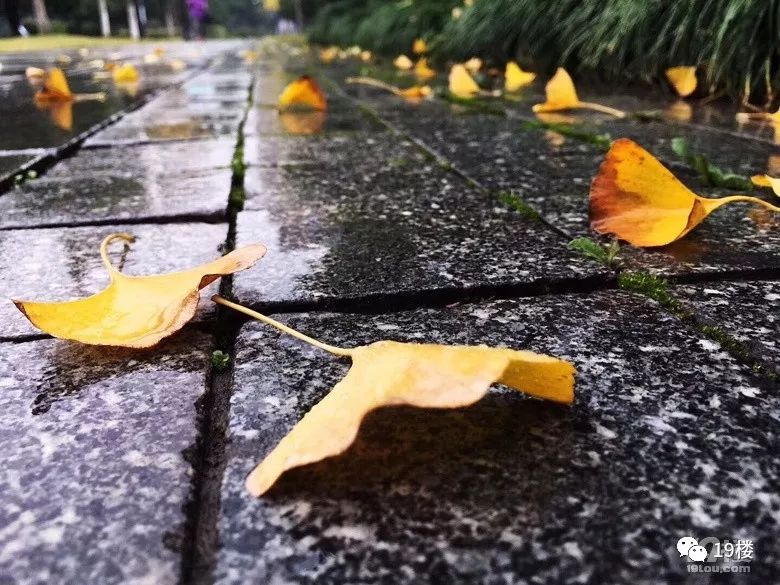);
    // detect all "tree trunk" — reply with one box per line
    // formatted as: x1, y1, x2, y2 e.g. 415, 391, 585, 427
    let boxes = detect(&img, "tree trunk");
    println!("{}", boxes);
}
127, 0, 140, 39
293, 0, 303, 31
32, 0, 51, 33
164, 0, 177, 37
98, 0, 111, 37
